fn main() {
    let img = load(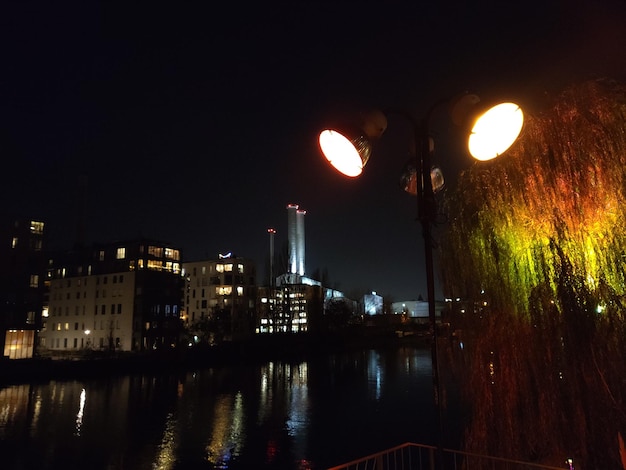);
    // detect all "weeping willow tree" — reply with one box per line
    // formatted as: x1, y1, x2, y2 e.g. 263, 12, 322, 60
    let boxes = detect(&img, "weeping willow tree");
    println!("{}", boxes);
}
440, 79, 626, 468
